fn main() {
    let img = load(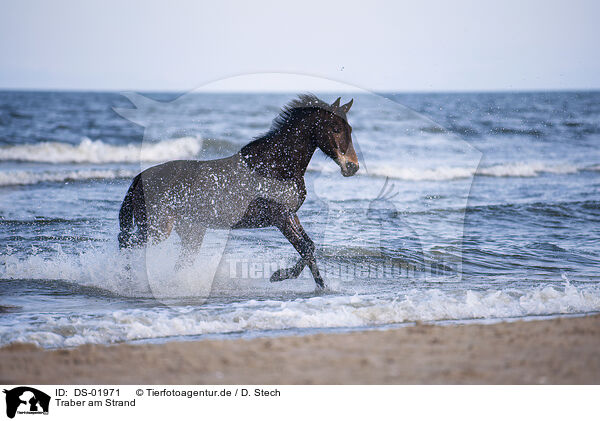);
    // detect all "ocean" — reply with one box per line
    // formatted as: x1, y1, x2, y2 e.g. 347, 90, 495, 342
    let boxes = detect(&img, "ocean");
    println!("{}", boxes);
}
1, 90, 599, 348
